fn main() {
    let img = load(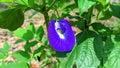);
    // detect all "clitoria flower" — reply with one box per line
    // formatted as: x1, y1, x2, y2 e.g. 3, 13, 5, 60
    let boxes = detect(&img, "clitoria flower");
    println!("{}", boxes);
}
48, 19, 75, 52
